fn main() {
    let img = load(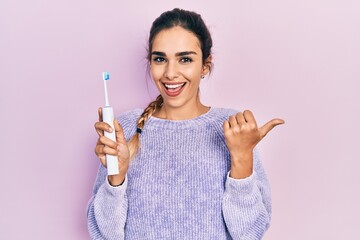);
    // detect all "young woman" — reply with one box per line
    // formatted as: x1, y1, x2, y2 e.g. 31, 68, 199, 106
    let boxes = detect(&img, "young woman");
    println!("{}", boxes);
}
87, 8, 284, 240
